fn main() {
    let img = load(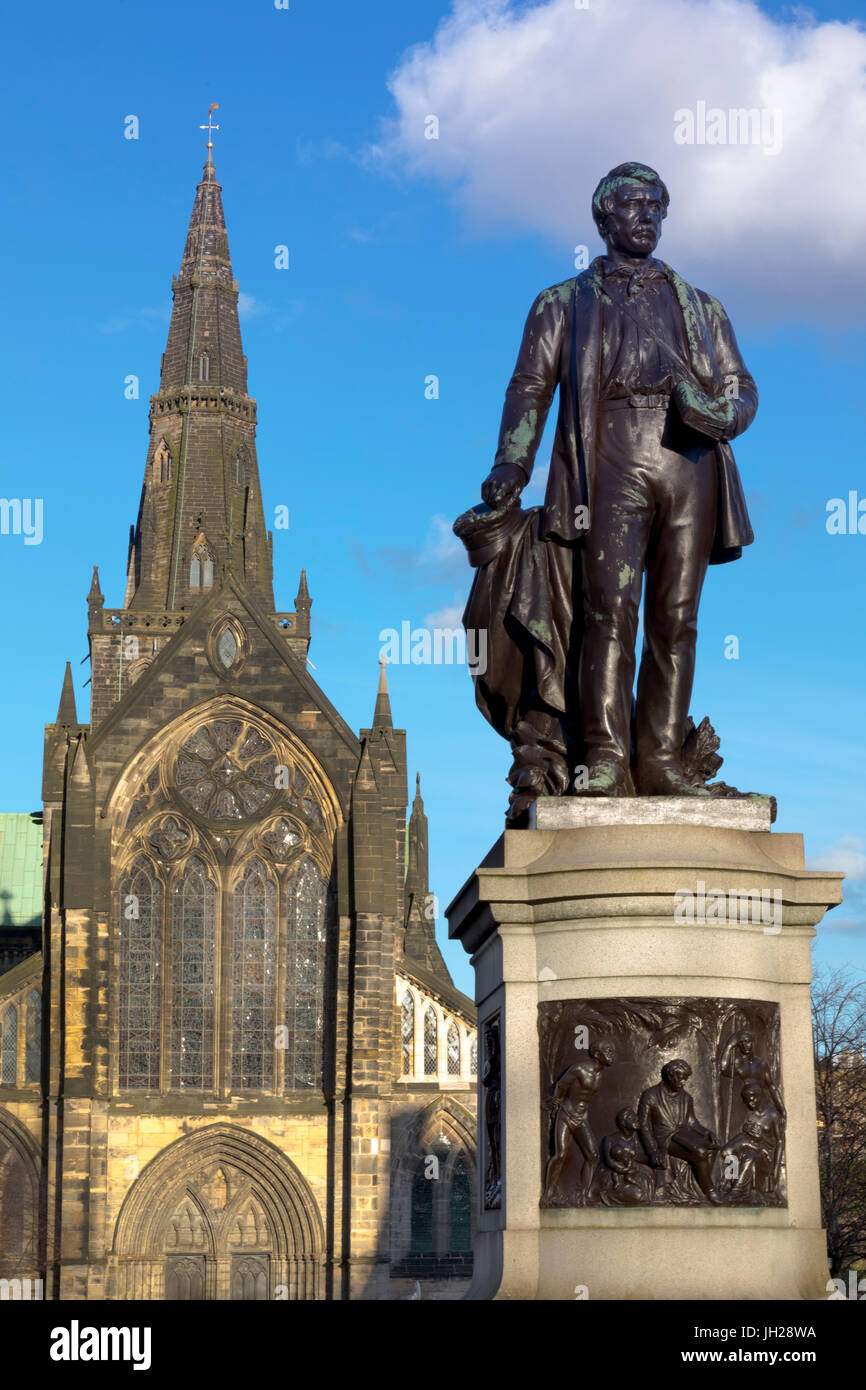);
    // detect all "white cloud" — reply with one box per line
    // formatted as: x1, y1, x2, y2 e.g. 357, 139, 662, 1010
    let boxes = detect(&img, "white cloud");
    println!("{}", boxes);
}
370, 0, 866, 321
809, 835, 866, 880
809, 836, 866, 935
237, 292, 265, 319
422, 513, 464, 564
425, 596, 466, 628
